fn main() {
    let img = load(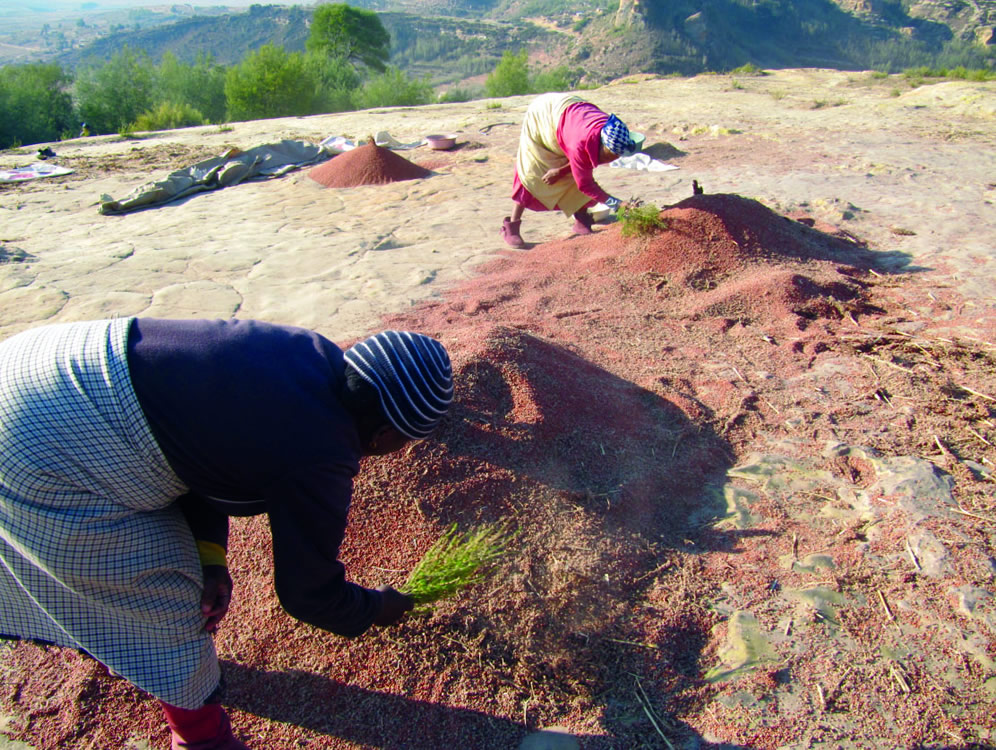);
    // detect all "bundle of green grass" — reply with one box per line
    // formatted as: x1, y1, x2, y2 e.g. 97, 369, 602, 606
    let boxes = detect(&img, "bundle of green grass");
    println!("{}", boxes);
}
401, 523, 513, 608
